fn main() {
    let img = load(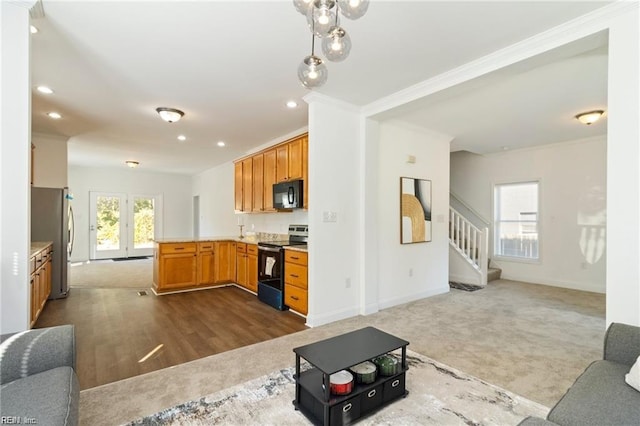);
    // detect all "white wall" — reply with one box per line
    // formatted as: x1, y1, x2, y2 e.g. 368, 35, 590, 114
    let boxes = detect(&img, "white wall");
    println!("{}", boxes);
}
377, 121, 452, 307
31, 132, 68, 188
606, 7, 640, 326
306, 95, 362, 326
68, 166, 192, 262
451, 136, 607, 293
192, 161, 308, 238
0, 0, 35, 334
